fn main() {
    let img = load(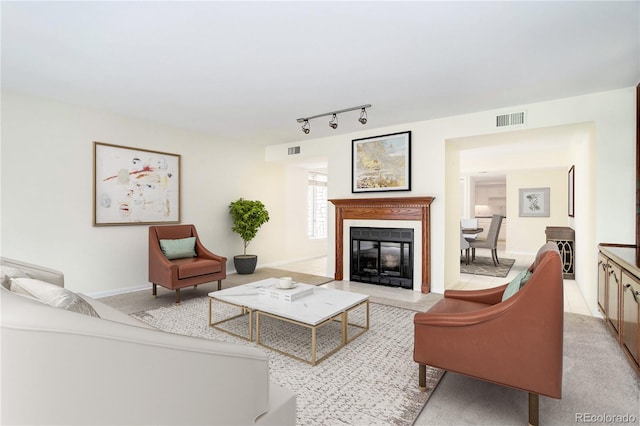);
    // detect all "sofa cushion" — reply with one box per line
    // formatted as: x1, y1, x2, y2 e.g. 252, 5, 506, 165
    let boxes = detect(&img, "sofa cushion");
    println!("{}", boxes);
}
502, 269, 533, 301
160, 237, 197, 260
10, 277, 100, 318
173, 258, 223, 279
